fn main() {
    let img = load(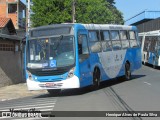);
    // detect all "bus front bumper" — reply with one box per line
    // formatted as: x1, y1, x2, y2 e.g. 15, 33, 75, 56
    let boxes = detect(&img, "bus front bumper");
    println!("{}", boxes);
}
26, 75, 80, 90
